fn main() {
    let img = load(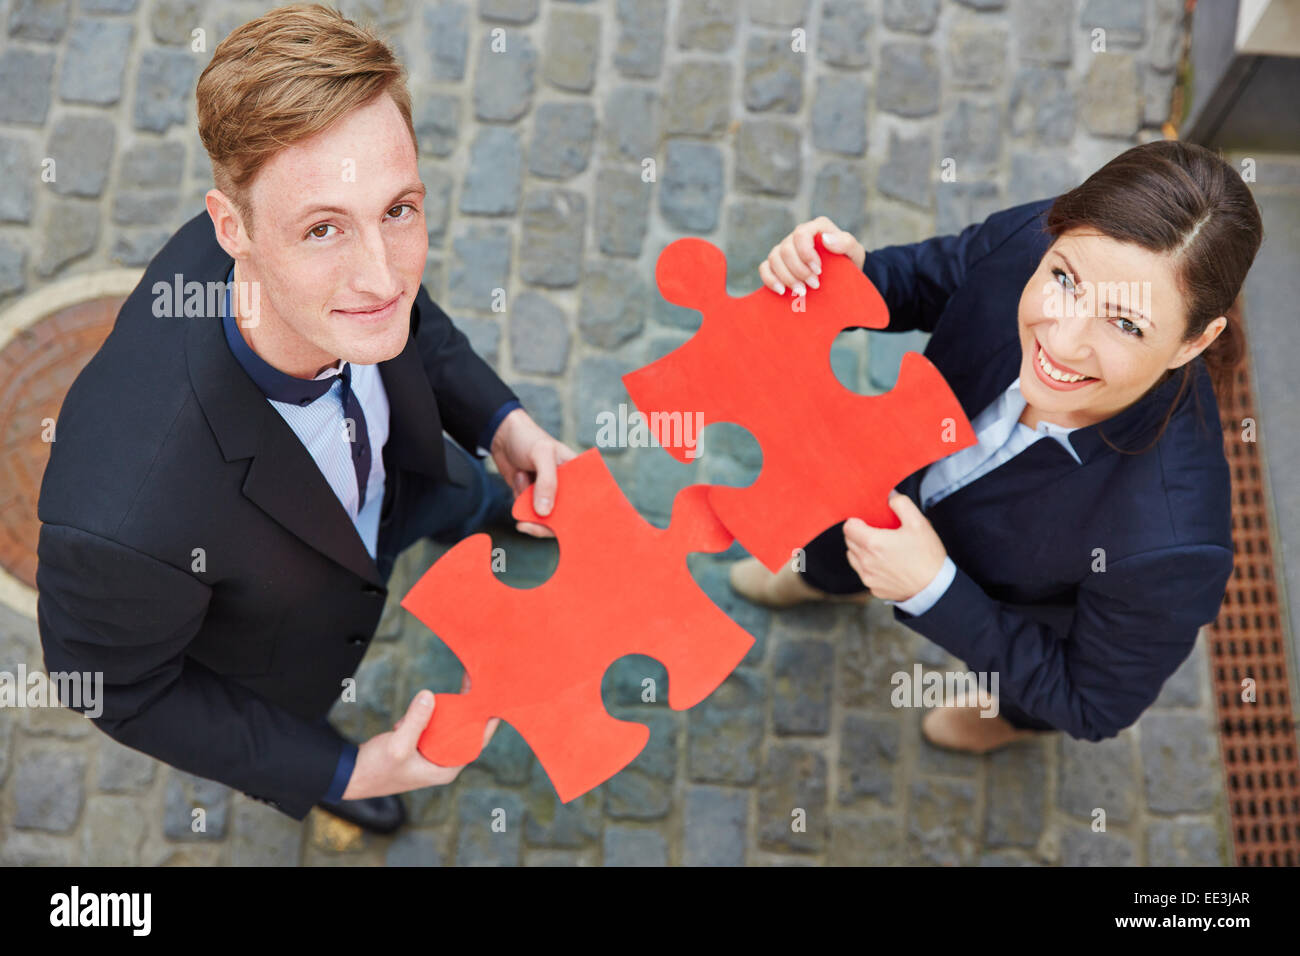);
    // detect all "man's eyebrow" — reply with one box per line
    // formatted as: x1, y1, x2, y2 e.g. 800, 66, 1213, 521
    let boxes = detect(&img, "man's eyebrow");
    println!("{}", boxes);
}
1057, 249, 1154, 329
293, 182, 427, 224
